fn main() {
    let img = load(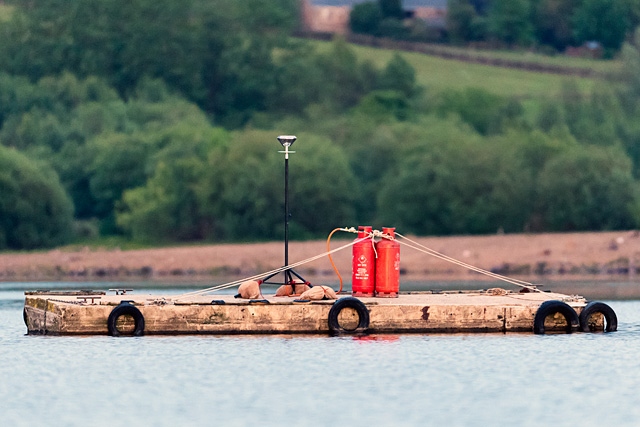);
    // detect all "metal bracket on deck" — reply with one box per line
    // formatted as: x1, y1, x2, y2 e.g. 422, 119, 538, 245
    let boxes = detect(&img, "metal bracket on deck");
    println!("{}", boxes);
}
76, 296, 102, 304
109, 289, 133, 295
